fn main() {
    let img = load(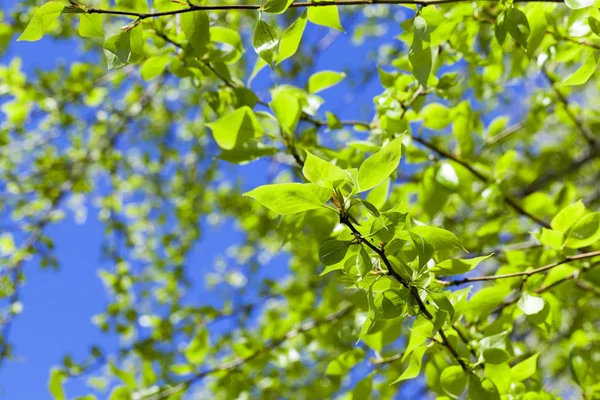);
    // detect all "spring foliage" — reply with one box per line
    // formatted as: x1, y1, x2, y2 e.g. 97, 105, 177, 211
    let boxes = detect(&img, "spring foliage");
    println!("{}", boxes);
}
3, 0, 600, 398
